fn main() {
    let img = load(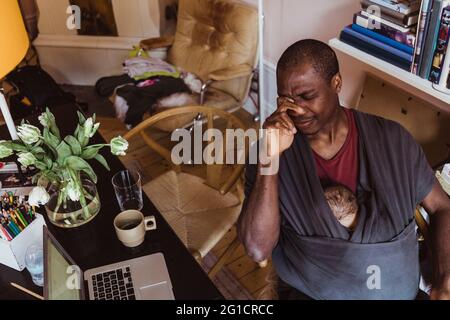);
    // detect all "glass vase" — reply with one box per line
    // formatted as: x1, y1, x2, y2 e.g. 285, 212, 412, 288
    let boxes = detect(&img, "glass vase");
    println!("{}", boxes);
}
45, 178, 101, 228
